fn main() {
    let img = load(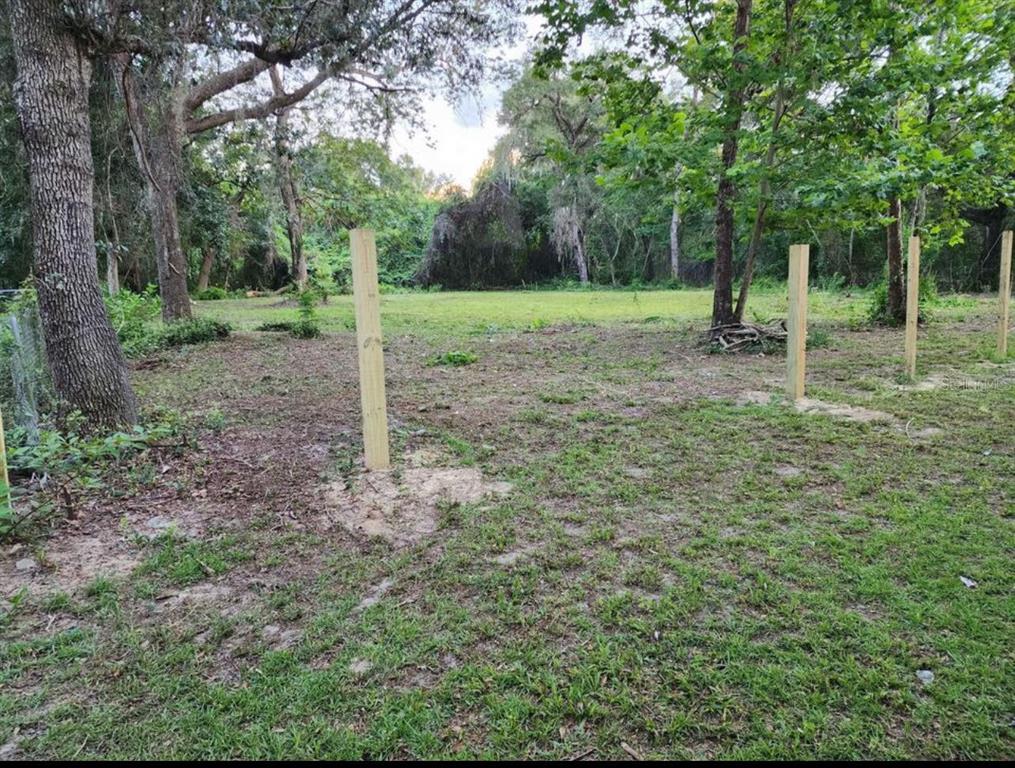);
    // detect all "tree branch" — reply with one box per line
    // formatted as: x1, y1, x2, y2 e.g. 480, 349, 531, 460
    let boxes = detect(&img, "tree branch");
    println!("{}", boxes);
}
184, 57, 273, 114
186, 69, 330, 134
